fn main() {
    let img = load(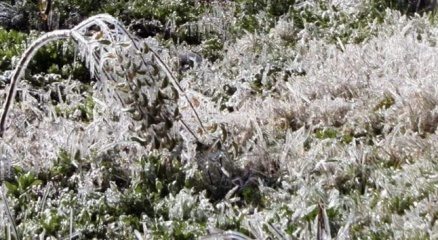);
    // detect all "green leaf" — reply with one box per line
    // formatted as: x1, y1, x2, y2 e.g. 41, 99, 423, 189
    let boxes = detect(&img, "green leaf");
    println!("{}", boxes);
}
98, 39, 112, 45
161, 76, 169, 88
4, 181, 18, 196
